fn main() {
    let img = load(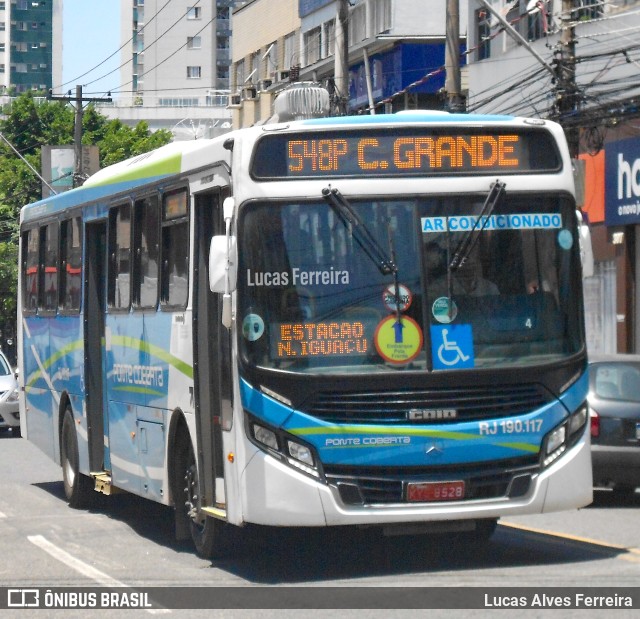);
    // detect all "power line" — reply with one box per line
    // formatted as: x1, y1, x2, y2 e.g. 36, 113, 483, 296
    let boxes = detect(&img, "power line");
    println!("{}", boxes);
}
55, 0, 182, 93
